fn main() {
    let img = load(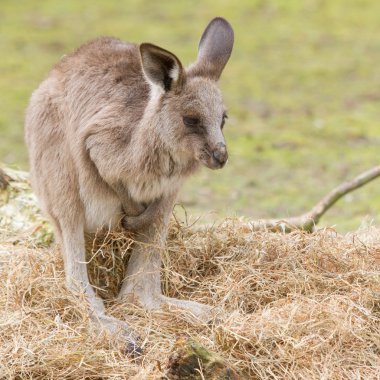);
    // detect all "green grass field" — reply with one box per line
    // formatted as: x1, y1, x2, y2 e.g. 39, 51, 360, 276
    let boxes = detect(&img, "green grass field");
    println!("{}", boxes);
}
1, 0, 380, 231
